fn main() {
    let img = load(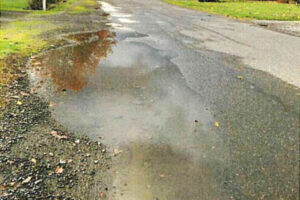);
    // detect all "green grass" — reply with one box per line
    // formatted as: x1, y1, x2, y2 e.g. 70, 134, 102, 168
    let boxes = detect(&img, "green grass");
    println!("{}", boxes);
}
0, 0, 29, 11
0, 0, 96, 14
0, 21, 57, 58
33, 0, 77, 14
165, 0, 300, 20
0, 0, 97, 58
30, 0, 96, 14
66, 0, 97, 14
